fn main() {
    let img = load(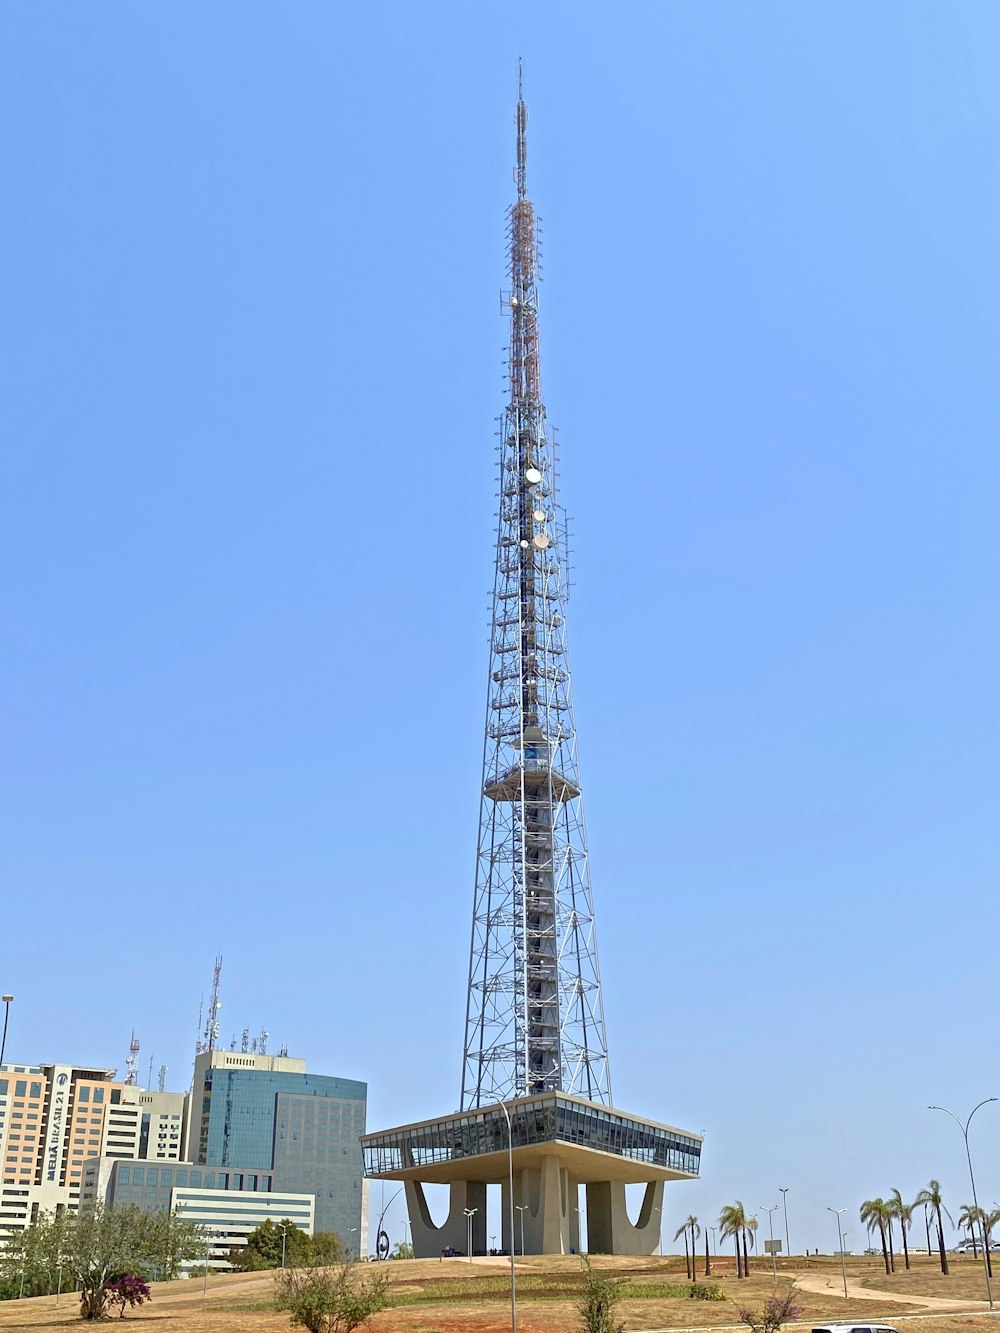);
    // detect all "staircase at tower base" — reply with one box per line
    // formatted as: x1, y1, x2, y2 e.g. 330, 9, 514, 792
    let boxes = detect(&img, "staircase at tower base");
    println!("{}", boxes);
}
361, 1091, 701, 1257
